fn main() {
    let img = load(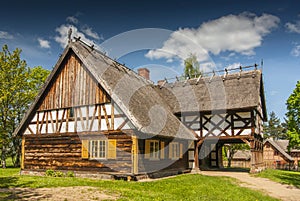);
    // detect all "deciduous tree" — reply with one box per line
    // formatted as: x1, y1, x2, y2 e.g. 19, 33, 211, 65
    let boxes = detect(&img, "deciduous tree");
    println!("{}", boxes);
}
0, 45, 50, 168
286, 81, 300, 150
